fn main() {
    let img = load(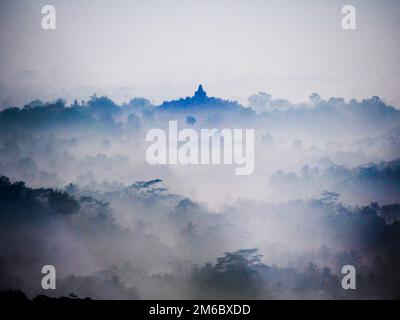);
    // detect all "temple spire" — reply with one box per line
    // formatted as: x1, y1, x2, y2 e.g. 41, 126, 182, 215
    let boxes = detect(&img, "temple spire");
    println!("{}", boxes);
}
194, 84, 207, 99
